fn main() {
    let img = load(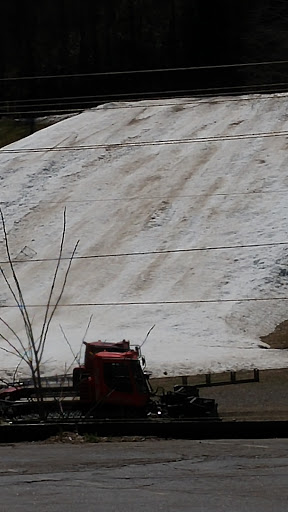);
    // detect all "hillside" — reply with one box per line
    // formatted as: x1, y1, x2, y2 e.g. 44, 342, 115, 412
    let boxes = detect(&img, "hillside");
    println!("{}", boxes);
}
1, 93, 288, 380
